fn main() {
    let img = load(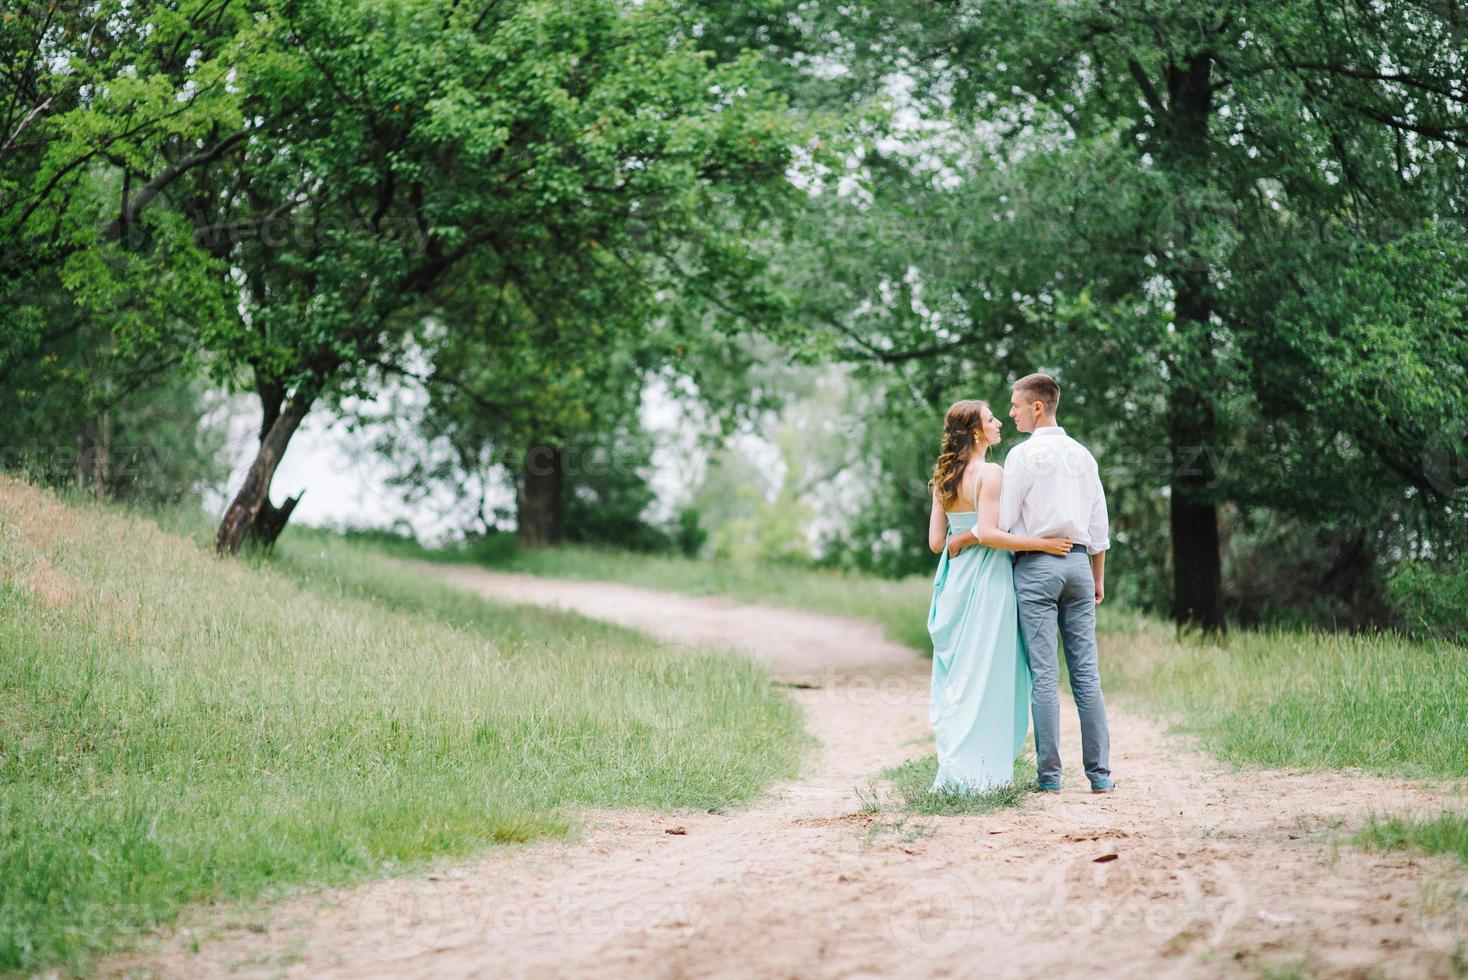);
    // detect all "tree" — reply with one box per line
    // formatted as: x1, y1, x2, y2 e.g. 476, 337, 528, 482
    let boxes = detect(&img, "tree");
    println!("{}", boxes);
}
187, 0, 813, 554
2, 0, 250, 411
786, 0, 1468, 630
1, 2, 257, 507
